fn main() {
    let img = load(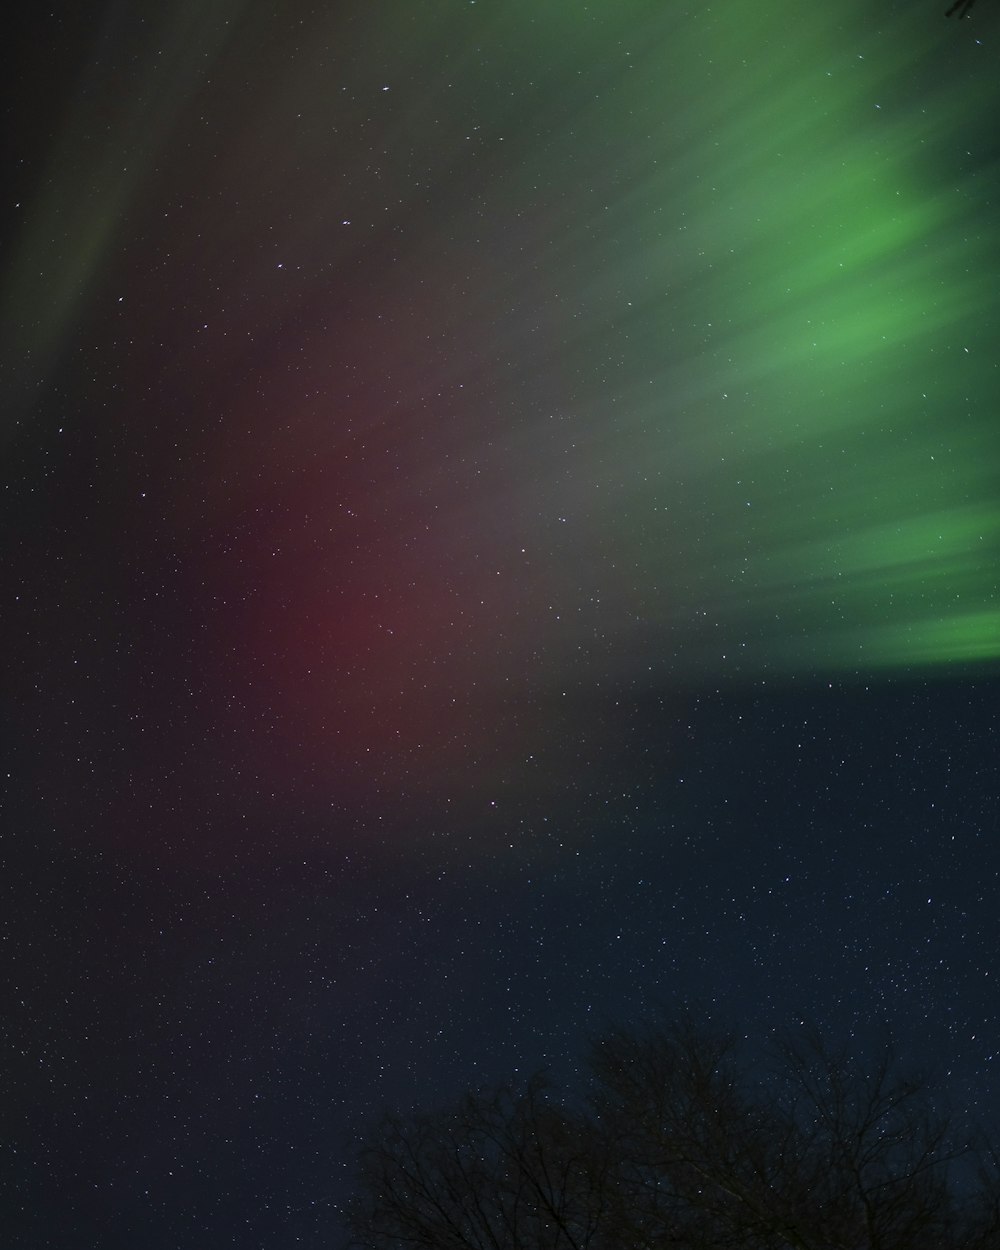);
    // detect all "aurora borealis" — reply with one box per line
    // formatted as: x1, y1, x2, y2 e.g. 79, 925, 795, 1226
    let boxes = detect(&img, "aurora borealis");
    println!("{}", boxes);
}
4, 2, 999, 1246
